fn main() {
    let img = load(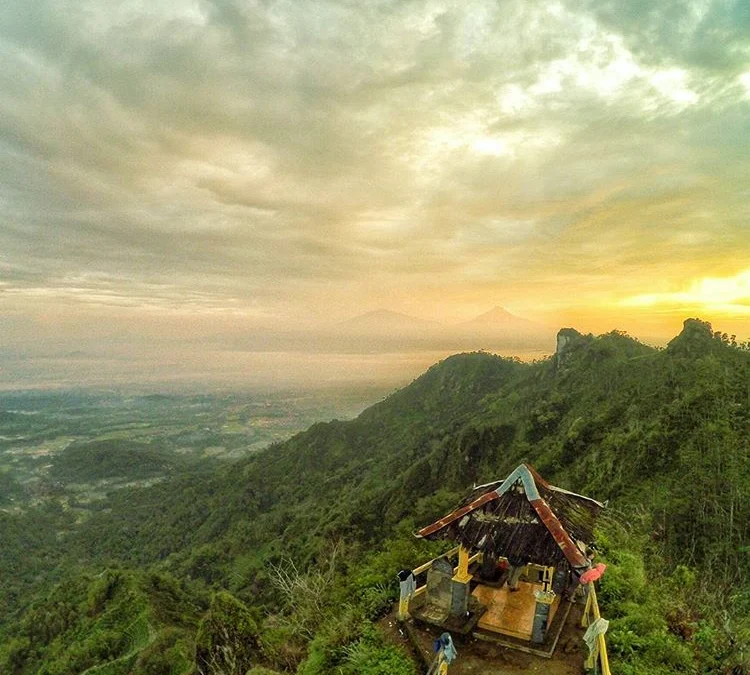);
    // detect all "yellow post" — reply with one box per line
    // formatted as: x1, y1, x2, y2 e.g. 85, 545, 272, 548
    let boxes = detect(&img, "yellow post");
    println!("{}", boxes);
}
581, 584, 593, 627
398, 594, 410, 621
588, 582, 611, 675
542, 566, 554, 592
581, 581, 611, 675
453, 544, 472, 583
450, 545, 473, 618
